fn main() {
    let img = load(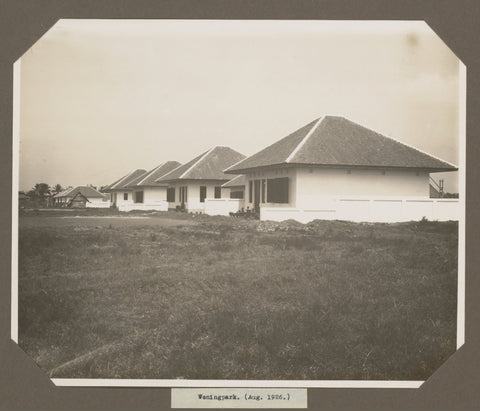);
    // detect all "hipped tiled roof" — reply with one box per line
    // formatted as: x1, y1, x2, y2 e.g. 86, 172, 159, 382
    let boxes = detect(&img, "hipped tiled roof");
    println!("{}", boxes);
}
221, 174, 246, 188
126, 161, 181, 188
55, 186, 106, 199
156, 146, 245, 182
225, 116, 457, 174
104, 169, 148, 191
53, 187, 75, 198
